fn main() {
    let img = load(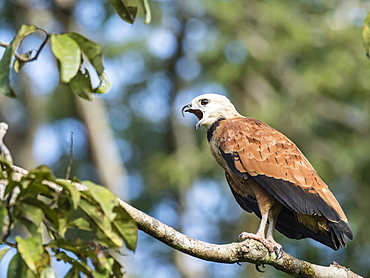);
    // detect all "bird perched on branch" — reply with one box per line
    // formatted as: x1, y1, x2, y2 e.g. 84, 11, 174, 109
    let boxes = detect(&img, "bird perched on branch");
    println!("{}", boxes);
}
182, 93, 353, 258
